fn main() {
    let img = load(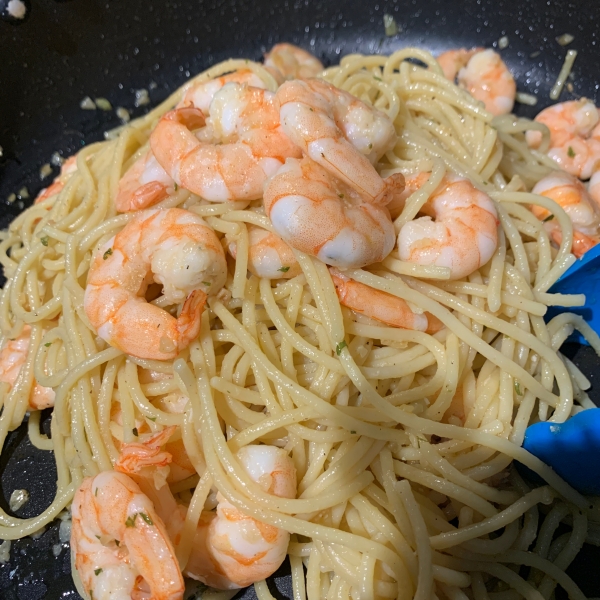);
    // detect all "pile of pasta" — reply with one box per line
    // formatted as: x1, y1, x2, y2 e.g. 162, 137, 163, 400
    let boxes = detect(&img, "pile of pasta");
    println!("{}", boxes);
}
0, 49, 598, 600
